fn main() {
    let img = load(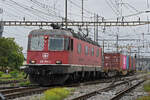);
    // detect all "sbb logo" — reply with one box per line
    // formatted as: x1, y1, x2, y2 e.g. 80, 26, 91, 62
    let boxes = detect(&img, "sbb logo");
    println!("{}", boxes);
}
42, 53, 49, 59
